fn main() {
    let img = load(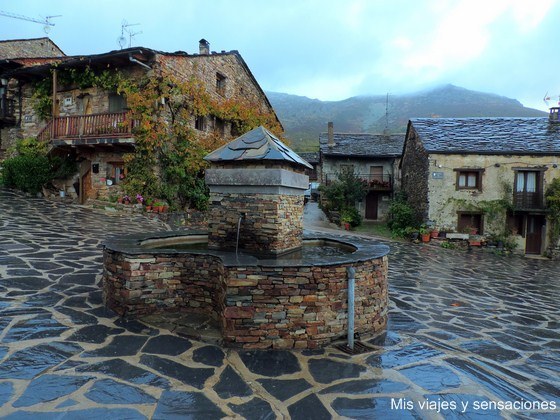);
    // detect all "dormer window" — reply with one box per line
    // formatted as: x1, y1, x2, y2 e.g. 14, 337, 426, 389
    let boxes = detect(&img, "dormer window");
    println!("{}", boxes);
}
216, 73, 226, 96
